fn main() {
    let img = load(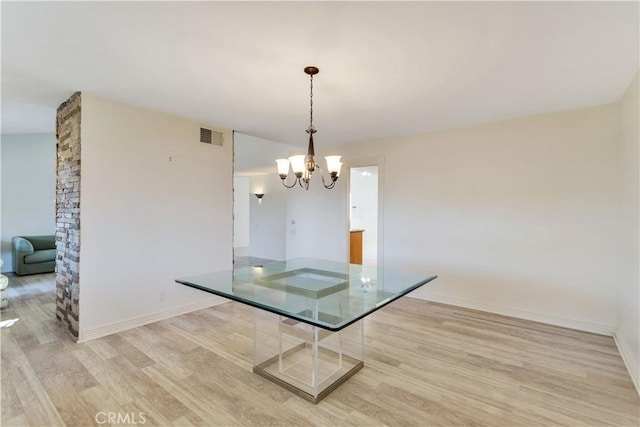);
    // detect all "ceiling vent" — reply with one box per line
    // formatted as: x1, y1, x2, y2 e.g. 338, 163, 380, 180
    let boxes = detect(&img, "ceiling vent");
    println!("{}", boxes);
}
200, 127, 223, 146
